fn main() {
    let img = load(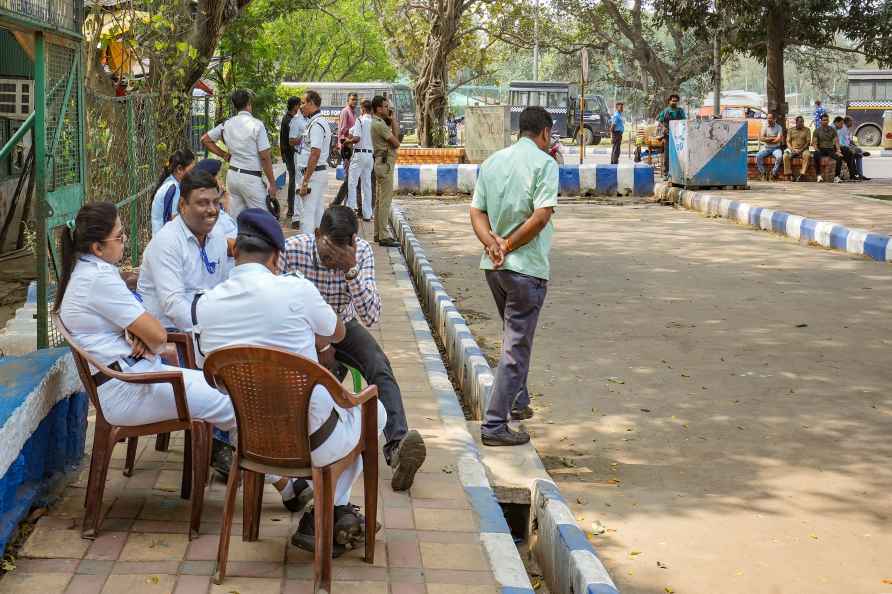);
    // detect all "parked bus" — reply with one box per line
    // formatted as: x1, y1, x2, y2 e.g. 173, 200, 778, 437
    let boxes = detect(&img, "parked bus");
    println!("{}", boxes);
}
281, 81, 416, 136
507, 81, 610, 144
845, 69, 892, 146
